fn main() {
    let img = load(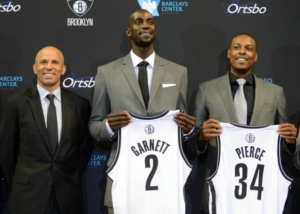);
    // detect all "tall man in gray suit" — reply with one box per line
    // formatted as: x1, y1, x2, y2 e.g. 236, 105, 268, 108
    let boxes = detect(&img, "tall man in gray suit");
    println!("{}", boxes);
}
189, 33, 298, 213
0, 46, 92, 214
89, 9, 196, 213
